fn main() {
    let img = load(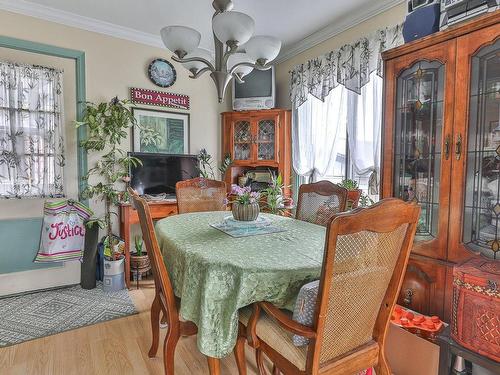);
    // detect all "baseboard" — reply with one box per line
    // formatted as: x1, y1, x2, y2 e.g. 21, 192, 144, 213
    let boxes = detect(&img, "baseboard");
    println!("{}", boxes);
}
0, 261, 81, 296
